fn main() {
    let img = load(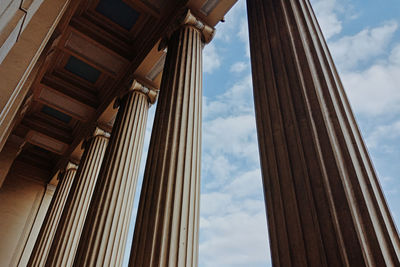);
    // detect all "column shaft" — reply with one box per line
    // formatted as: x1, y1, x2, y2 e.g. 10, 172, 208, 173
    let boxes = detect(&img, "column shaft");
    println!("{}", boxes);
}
28, 164, 76, 267
246, 0, 400, 266
73, 90, 150, 267
45, 133, 109, 267
129, 25, 202, 267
